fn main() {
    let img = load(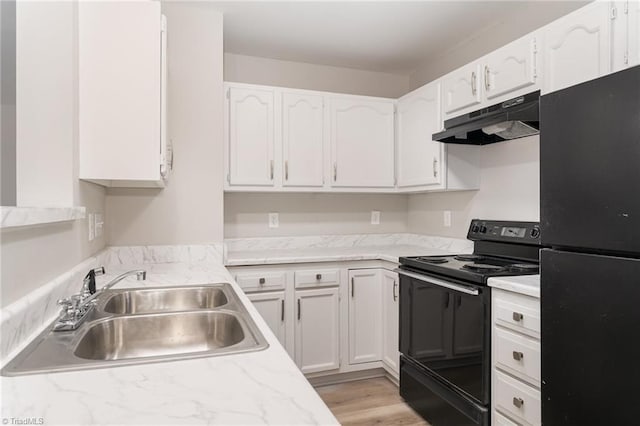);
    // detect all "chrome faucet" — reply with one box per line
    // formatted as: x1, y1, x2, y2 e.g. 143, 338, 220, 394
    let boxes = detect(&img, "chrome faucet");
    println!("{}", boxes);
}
53, 267, 147, 331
